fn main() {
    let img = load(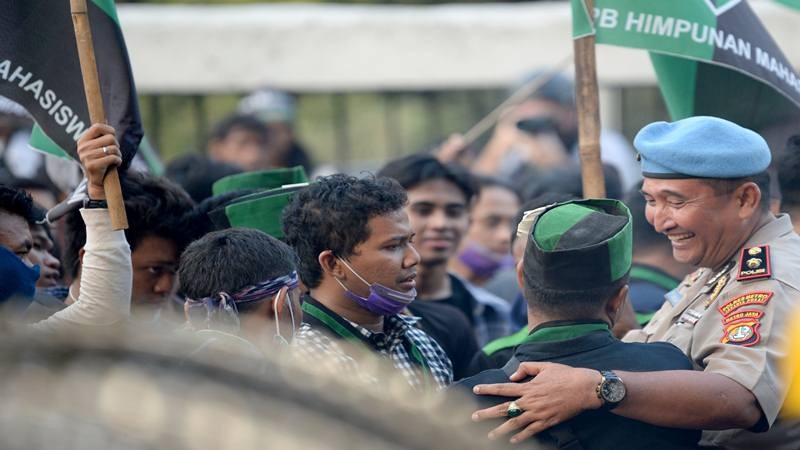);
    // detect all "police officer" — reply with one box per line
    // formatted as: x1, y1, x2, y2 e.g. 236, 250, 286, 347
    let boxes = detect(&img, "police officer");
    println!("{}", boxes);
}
469, 116, 800, 449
